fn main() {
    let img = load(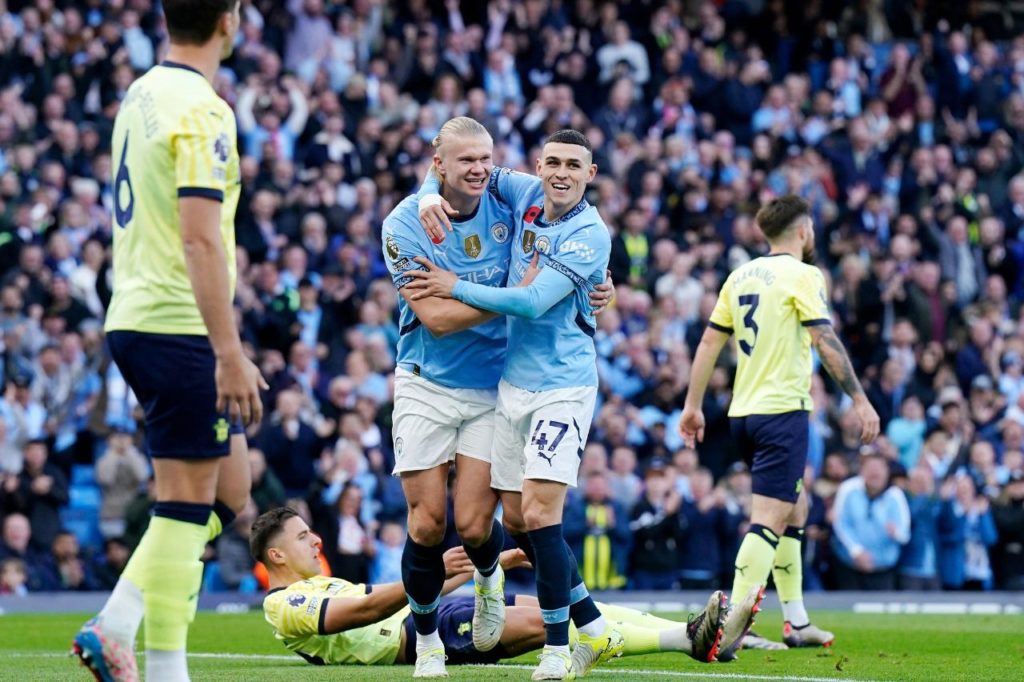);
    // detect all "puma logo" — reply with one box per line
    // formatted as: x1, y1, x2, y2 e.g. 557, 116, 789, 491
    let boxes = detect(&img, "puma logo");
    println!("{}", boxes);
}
538, 451, 556, 466
735, 564, 748, 576
774, 563, 793, 574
